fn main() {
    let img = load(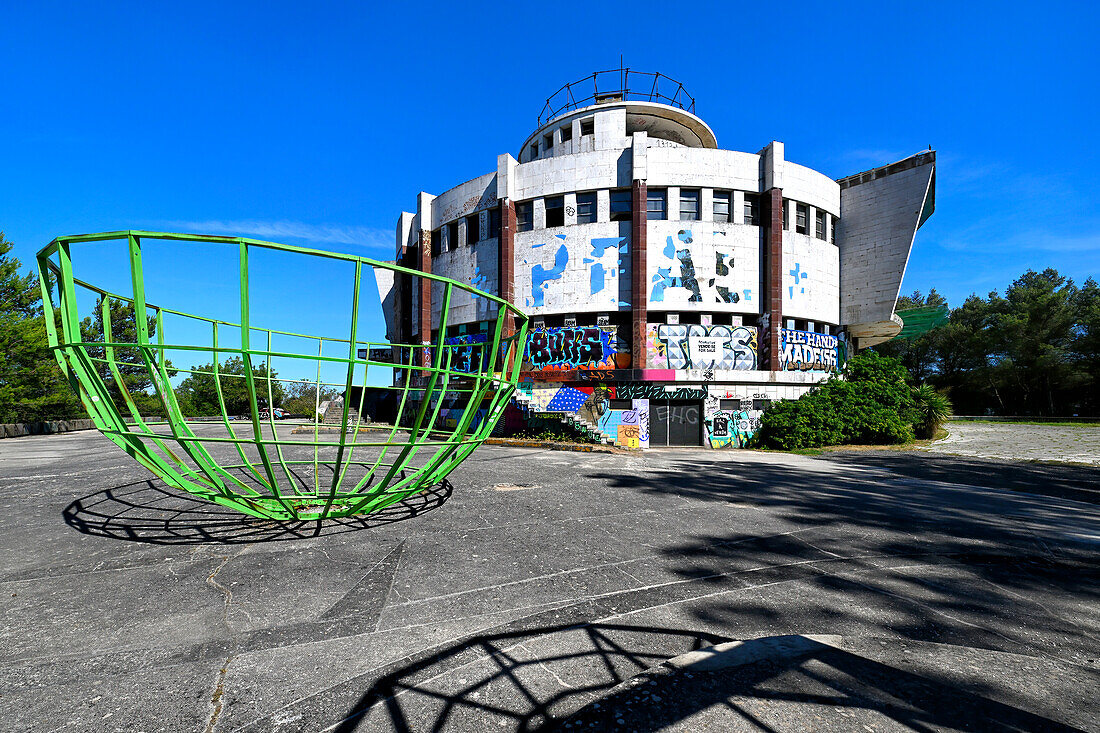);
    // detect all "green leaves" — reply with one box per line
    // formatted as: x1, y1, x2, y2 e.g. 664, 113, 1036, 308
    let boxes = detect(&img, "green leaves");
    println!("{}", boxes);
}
875, 269, 1098, 416
0, 234, 82, 423
751, 352, 921, 450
